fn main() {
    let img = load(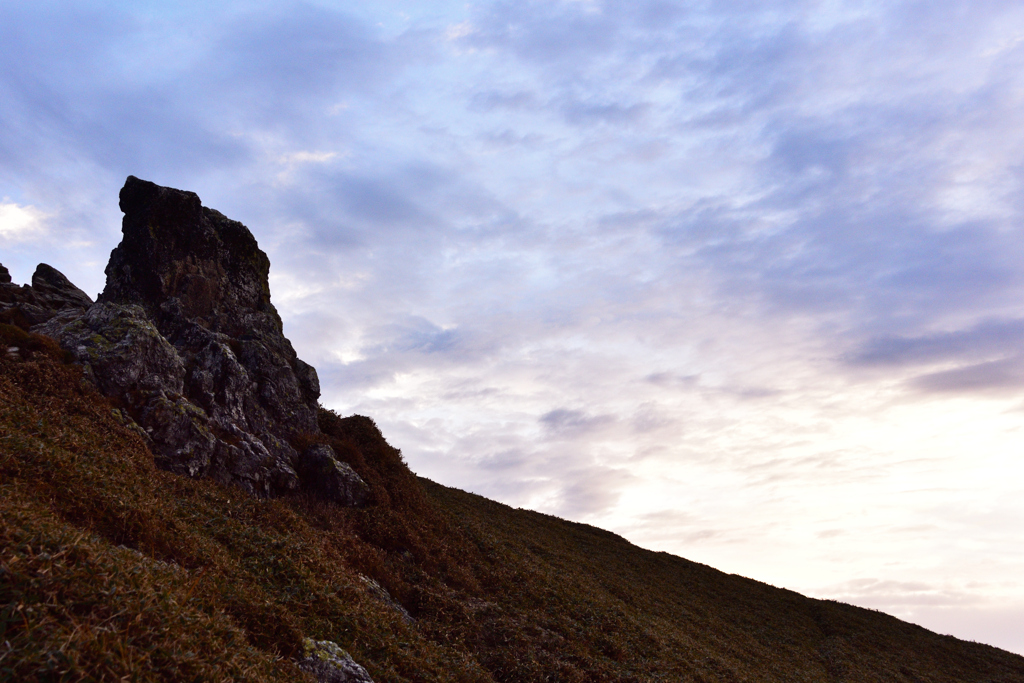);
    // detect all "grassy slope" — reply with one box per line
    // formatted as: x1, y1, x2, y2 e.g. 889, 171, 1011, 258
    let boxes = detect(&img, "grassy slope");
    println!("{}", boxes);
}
423, 481, 1024, 682
1, 325, 1023, 682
